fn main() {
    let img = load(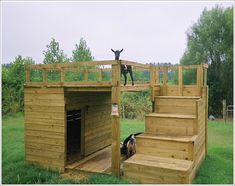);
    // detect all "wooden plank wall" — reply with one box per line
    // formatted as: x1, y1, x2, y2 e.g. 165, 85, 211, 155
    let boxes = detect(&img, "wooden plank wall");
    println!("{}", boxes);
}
65, 92, 112, 156
24, 87, 66, 171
